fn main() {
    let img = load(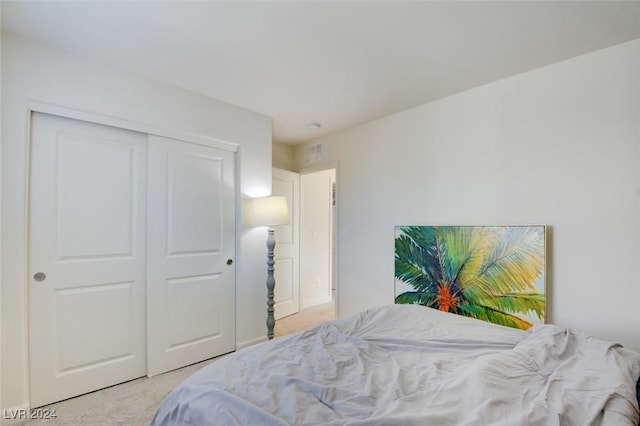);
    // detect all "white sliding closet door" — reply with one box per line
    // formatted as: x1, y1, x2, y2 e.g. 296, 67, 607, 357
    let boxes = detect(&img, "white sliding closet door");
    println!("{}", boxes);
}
147, 135, 236, 376
29, 112, 147, 407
